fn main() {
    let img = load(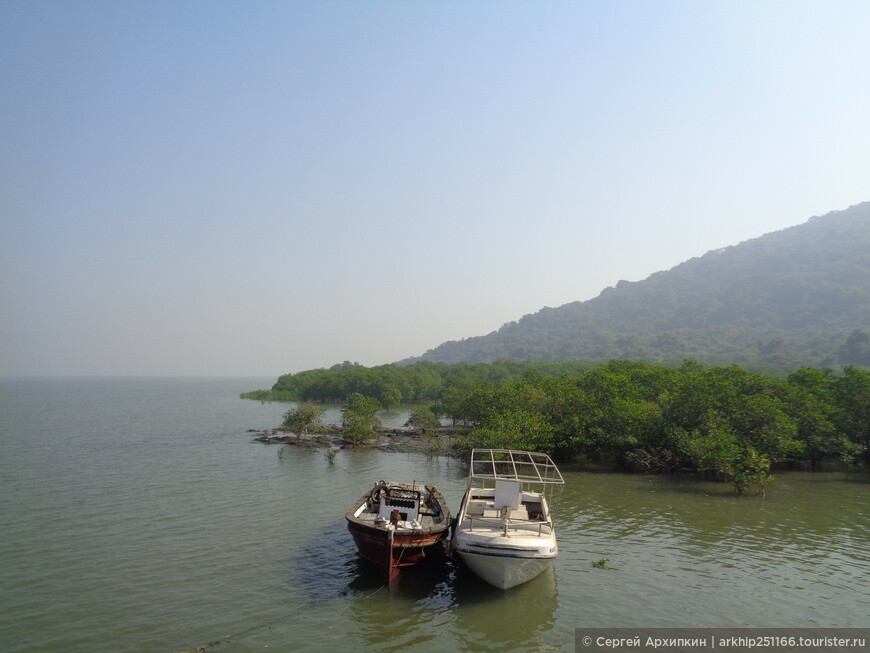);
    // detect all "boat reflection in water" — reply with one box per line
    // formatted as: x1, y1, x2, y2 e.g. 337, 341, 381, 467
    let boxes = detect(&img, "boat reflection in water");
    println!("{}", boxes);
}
451, 562, 559, 650
346, 549, 559, 653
